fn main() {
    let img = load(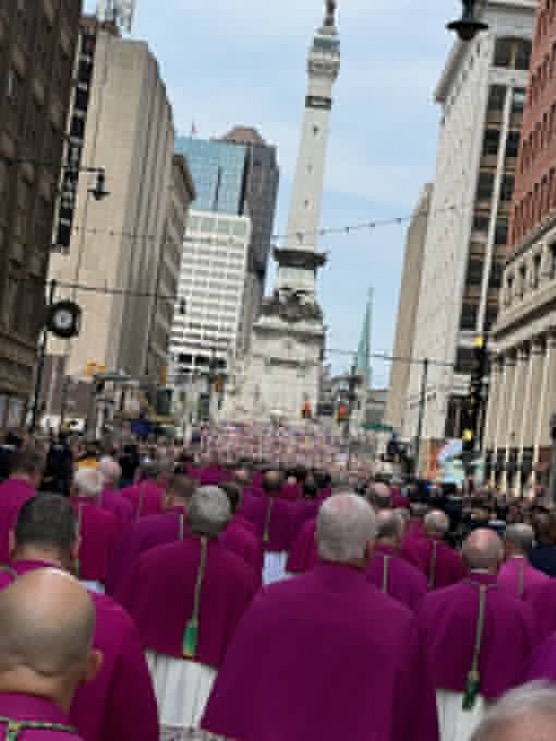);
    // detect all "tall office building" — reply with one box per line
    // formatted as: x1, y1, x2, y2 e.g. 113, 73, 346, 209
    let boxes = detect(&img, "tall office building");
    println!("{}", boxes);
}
47, 24, 176, 392
385, 184, 433, 436
175, 130, 279, 353
485, 0, 556, 492
0, 0, 81, 428
406, 0, 535, 454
